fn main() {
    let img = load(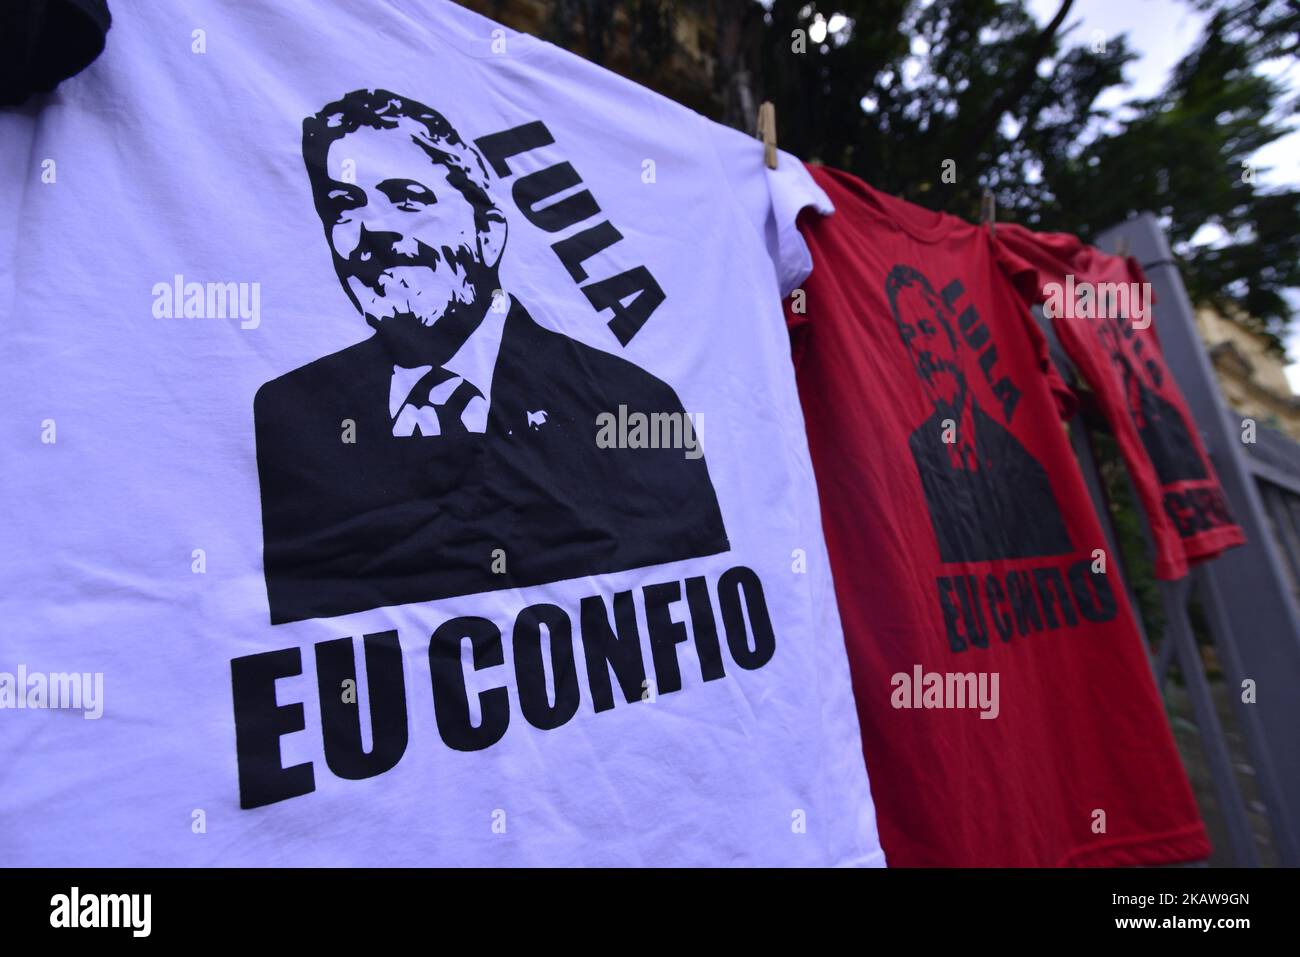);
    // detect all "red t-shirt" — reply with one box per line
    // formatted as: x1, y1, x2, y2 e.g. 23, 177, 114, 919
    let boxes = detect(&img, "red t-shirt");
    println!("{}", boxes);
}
995, 224, 1245, 577
787, 164, 1209, 866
